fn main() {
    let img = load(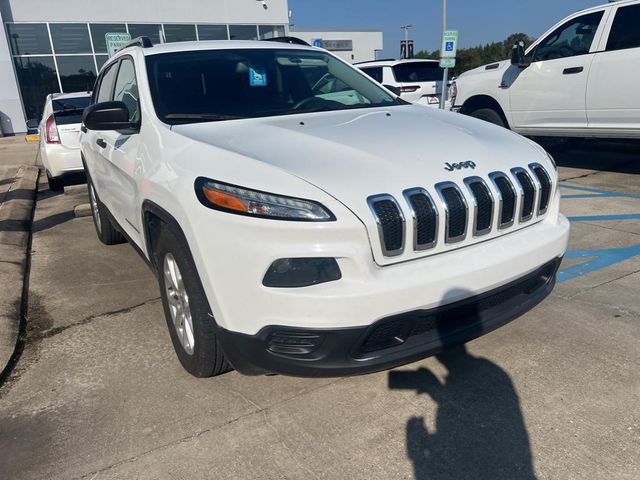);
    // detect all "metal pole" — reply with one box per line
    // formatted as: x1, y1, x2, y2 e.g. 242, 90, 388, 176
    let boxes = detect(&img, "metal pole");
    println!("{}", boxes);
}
440, 0, 448, 109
